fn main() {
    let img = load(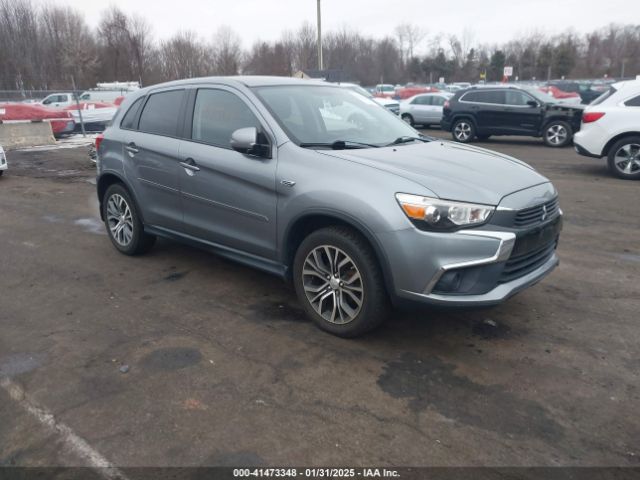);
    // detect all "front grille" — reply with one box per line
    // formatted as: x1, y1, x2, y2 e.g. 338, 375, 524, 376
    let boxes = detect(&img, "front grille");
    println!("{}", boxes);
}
499, 241, 557, 283
513, 197, 559, 228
